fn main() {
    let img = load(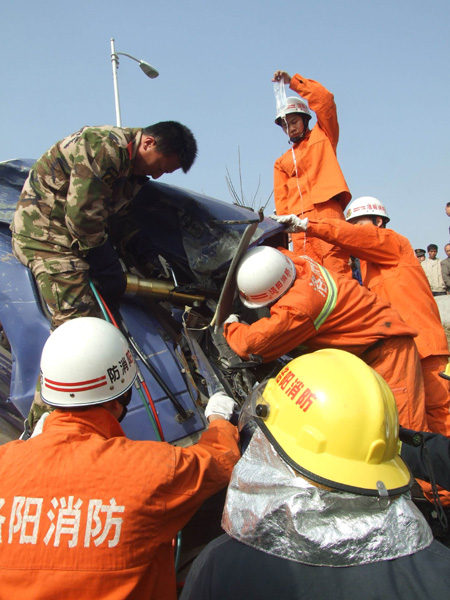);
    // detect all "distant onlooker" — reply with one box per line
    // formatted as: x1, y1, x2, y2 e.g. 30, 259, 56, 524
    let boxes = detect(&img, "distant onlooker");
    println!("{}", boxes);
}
446, 202, 450, 238
440, 243, 450, 292
421, 244, 447, 296
415, 248, 426, 263
427, 245, 438, 260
